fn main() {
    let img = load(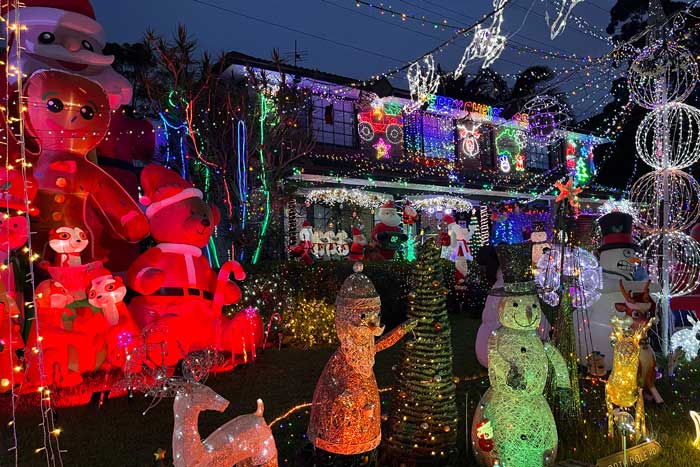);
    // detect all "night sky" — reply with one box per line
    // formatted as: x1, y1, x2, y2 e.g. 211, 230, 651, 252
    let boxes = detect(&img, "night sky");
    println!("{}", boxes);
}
93, 0, 617, 116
